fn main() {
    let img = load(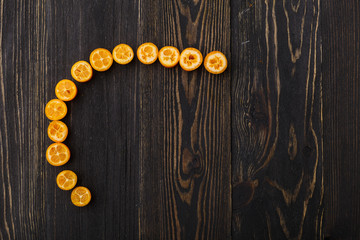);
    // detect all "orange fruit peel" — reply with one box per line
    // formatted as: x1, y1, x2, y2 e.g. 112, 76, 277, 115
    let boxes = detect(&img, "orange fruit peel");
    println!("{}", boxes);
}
71, 186, 91, 207
90, 48, 113, 71
158, 46, 180, 68
112, 44, 134, 65
55, 79, 77, 101
71, 61, 93, 82
45, 99, 67, 121
56, 170, 77, 191
137, 42, 158, 64
179, 48, 203, 71
204, 51, 228, 74
46, 142, 70, 166
47, 120, 68, 142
